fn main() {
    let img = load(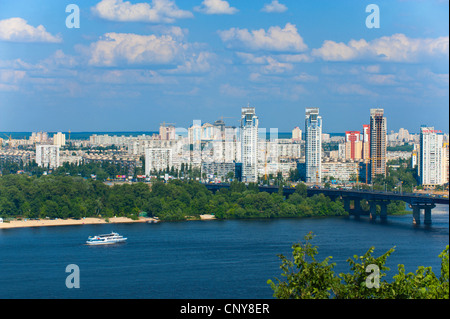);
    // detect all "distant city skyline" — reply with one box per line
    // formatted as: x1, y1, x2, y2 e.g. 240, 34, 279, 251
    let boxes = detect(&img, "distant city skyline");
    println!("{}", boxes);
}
0, 0, 448, 133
